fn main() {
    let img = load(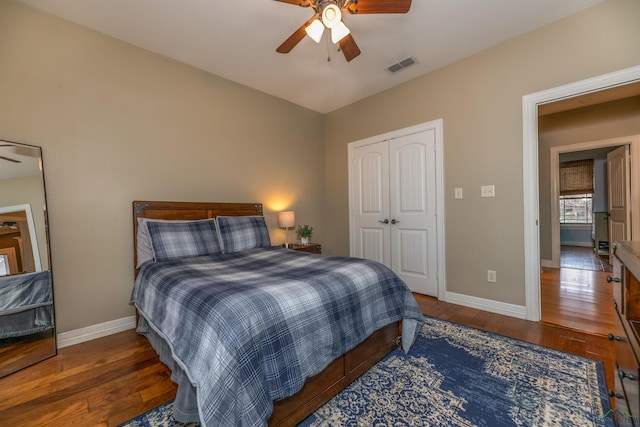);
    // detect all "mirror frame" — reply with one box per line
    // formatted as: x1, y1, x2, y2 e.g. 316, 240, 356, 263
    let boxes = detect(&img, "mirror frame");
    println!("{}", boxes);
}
0, 139, 56, 377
